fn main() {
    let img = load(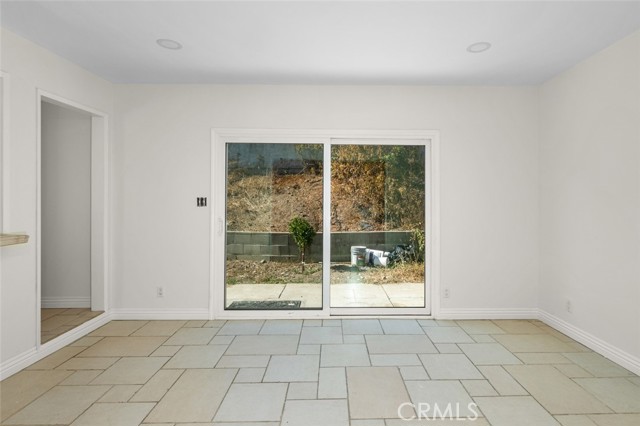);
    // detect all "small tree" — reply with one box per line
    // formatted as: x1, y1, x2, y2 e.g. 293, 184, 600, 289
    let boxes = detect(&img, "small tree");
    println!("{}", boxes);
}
288, 217, 316, 272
